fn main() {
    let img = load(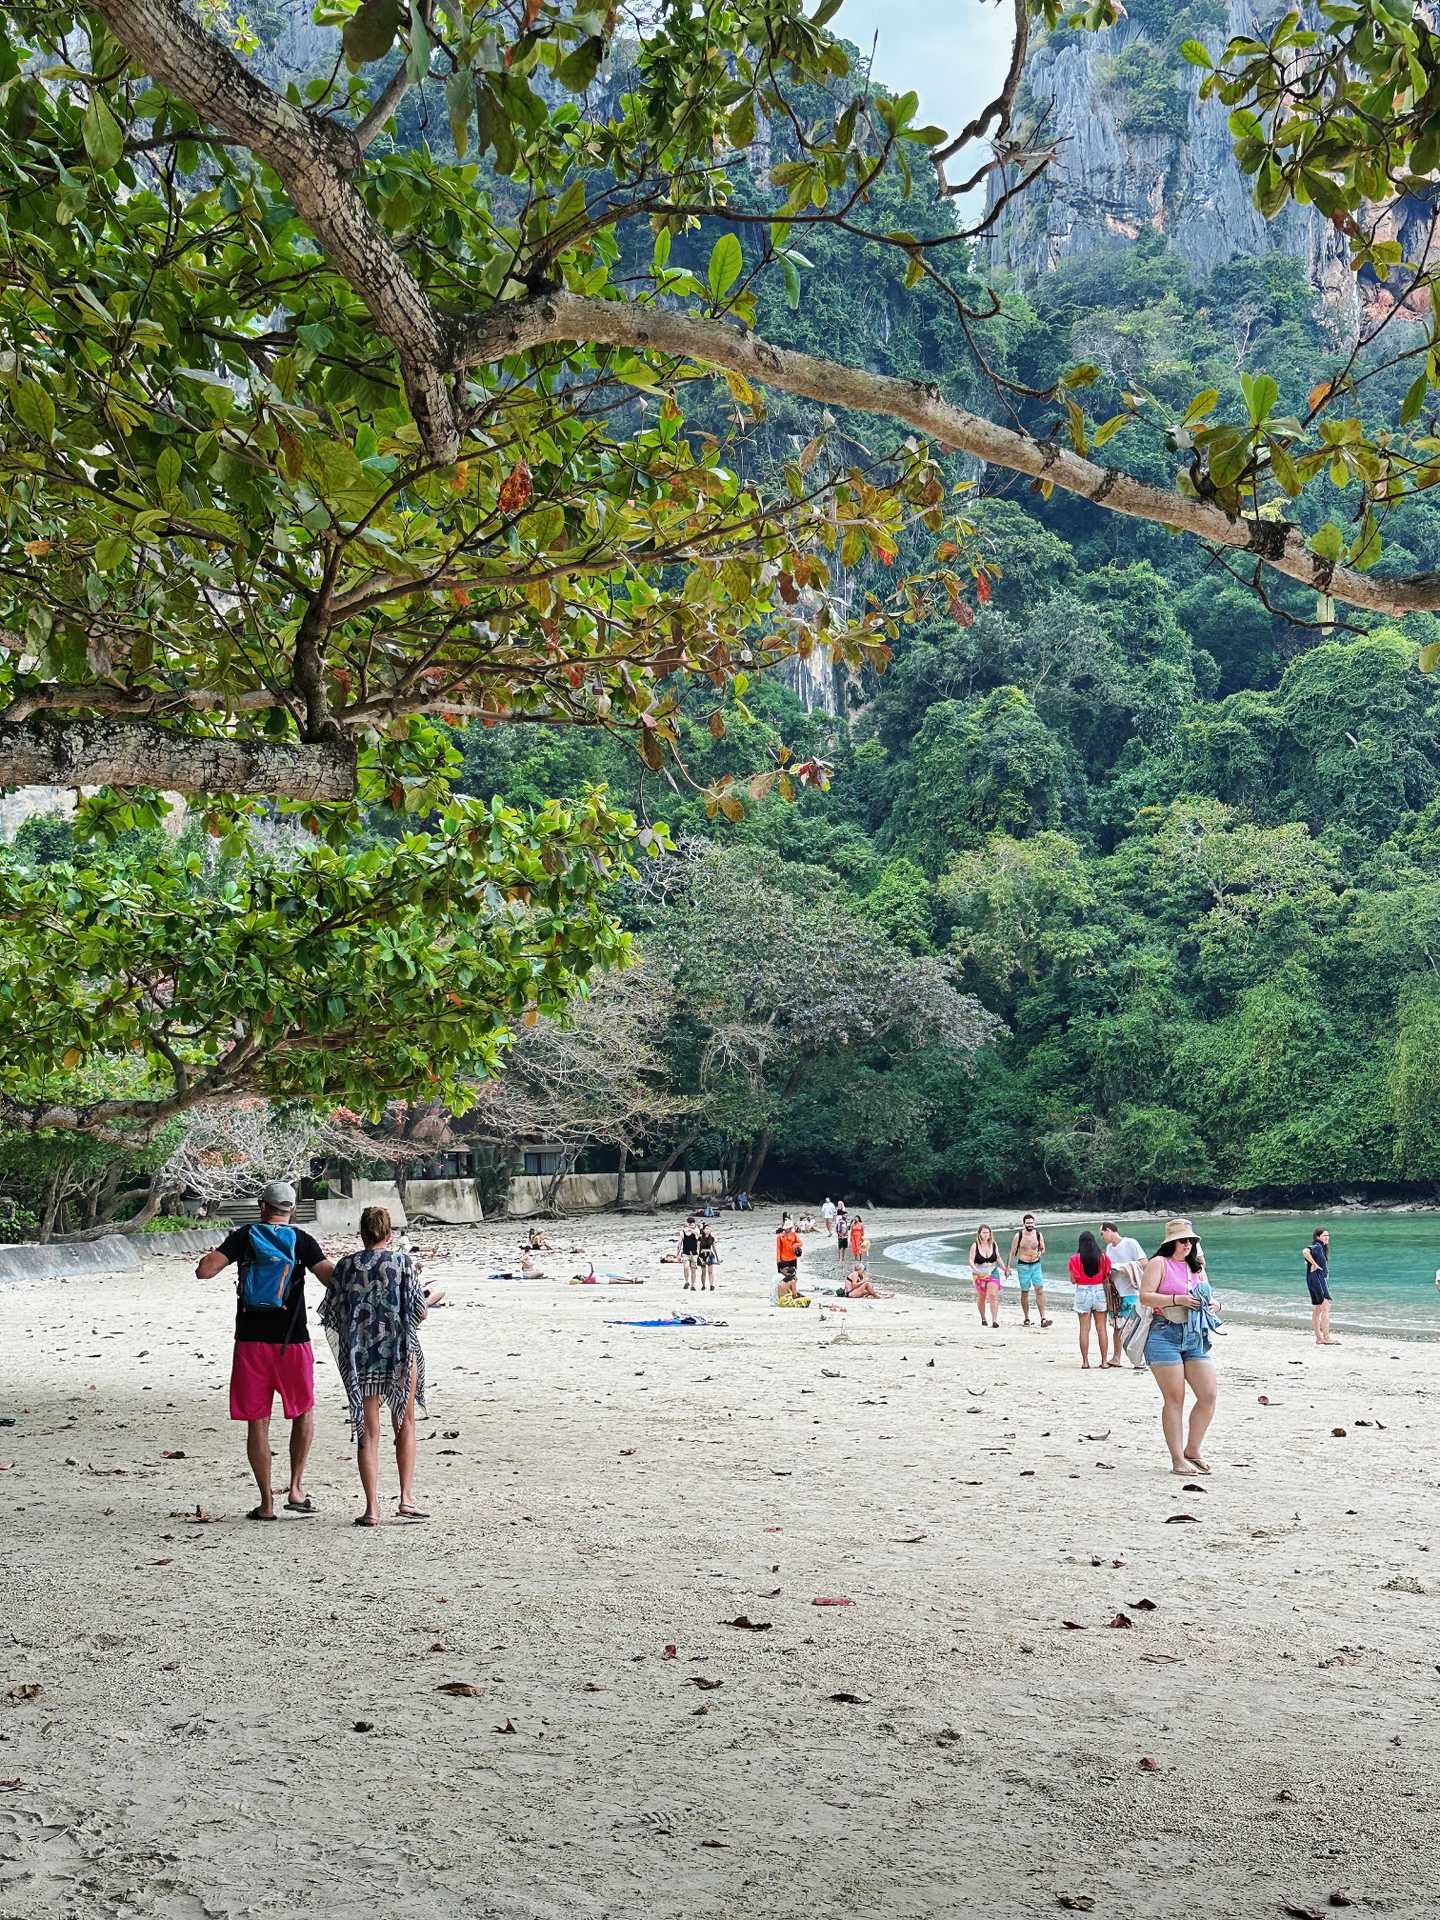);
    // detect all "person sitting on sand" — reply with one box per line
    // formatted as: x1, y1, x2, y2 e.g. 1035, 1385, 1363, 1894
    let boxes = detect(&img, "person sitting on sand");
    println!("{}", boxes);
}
798, 1213, 817, 1233
842, 1265, 892, 1300
696, 1223, 719, 1291
319, 1205, 429, 1527
1139, 1218, 1219, 1475
1068, 1230, 1113, 1370
524, 1226, 553, 1252
968, 1224, 1004, 1328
